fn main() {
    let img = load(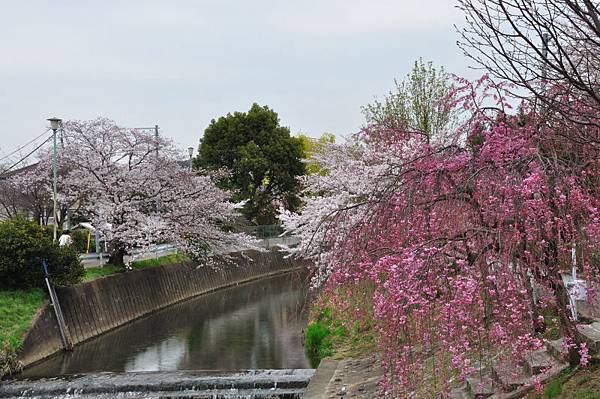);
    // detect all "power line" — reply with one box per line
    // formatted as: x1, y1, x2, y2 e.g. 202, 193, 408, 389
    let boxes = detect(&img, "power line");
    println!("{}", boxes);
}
0, 133, 54, 178
0, 128, 52, 164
